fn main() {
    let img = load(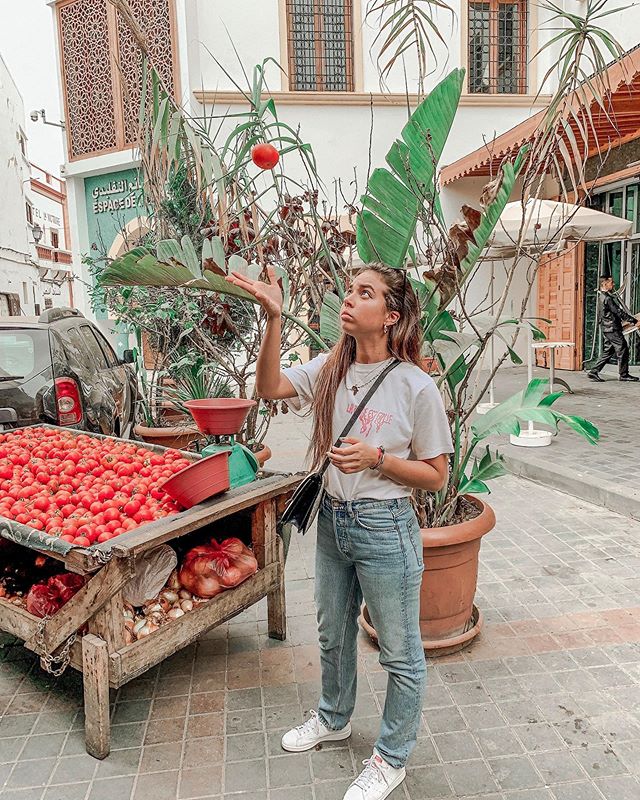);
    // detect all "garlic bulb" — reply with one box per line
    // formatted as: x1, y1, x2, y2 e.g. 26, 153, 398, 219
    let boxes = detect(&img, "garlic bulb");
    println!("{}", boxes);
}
179, 599, 193, 612
167, 607, 185, 620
